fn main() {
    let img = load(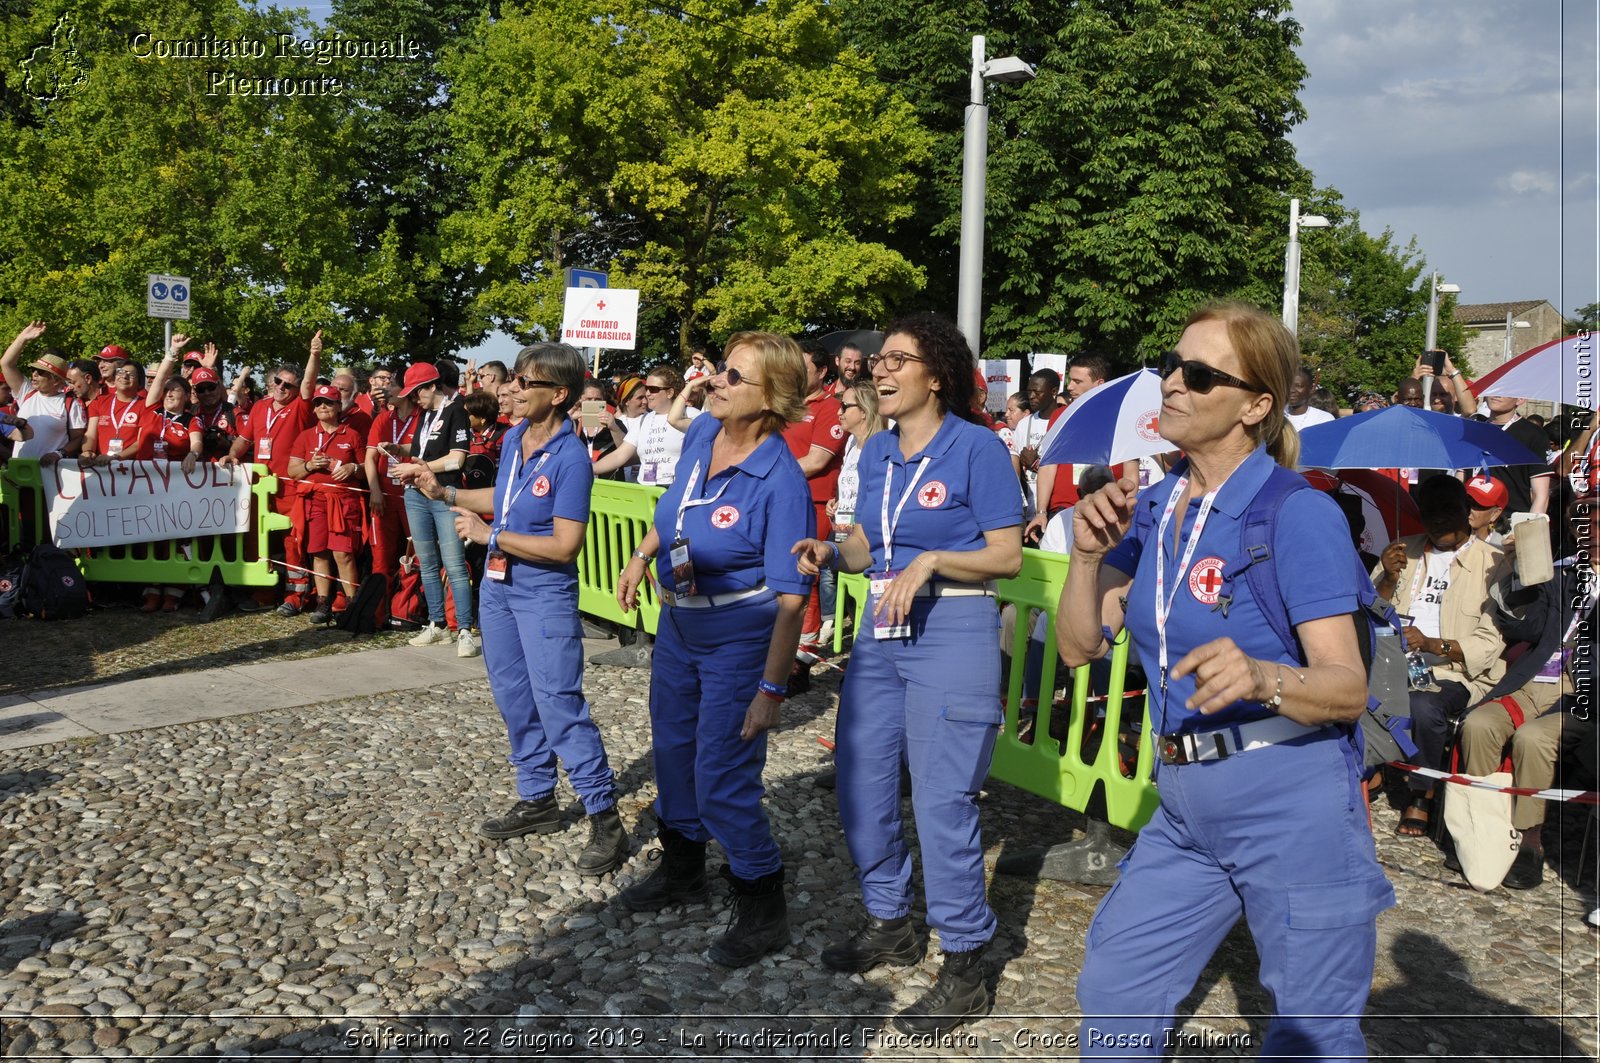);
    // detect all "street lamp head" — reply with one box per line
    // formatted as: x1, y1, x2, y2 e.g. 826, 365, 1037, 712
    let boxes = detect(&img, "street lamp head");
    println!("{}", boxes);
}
1438, 283, 1462, 294
982, 55, 1036, 83
1512, 320, 1532, 329
1298, 213, 1331, 229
